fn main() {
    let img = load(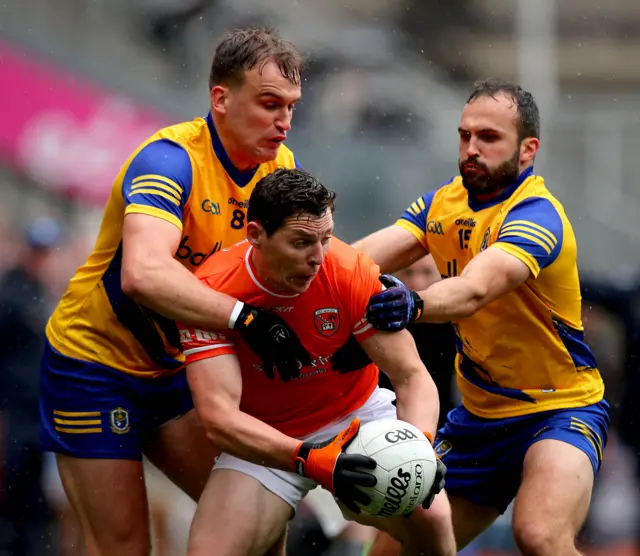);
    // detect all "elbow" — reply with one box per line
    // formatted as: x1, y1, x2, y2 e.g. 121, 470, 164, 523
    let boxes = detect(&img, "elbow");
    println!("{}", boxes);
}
459, 280, 489, 318
120, 259, 159, 301
200, 410, 230, 448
